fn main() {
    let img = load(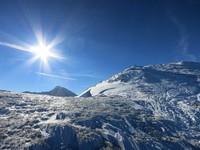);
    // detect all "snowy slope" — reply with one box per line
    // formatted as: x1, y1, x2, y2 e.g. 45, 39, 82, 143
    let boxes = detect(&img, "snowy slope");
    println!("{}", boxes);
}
80, 61, 200, 98
1, 61, 200, 150
80, 61, 200, 118
0, 91, 200, 150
